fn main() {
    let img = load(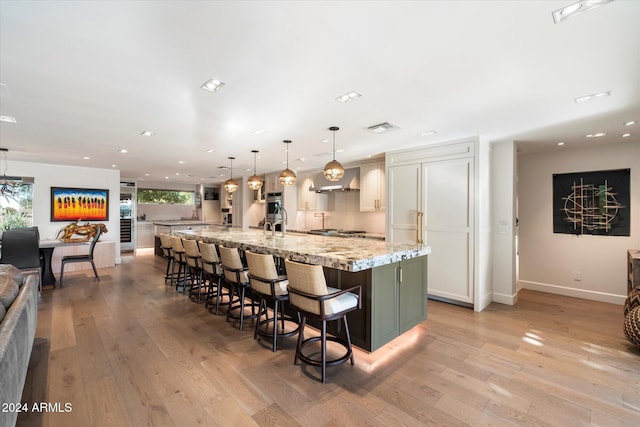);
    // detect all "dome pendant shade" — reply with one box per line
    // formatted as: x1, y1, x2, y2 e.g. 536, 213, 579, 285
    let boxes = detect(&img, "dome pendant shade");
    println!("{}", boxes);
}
279, 140, 296, 186
324, 126, 344, 182
224, 178, 238, 193
247, 149, 262, 190
224, 156, 239, 193
323, 160, 345, 181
